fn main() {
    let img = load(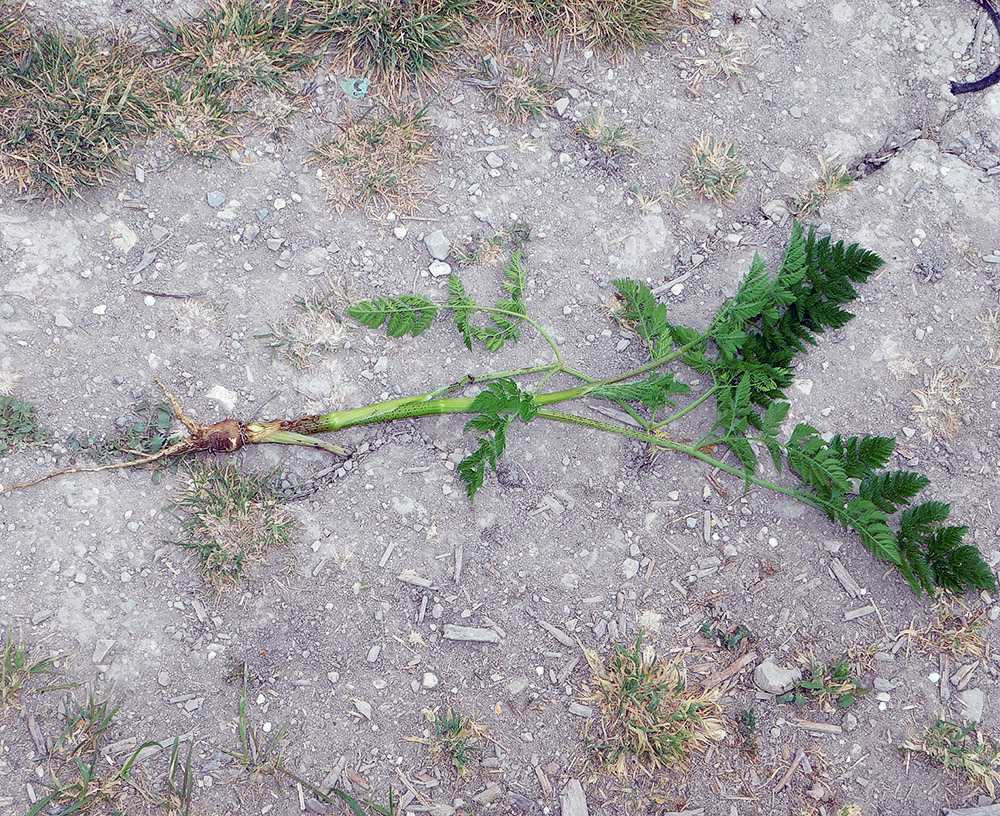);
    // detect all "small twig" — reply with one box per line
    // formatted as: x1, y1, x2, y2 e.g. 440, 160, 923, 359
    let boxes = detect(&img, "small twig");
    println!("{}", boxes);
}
774, 748, 805, 792
137, 289, 208, 299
